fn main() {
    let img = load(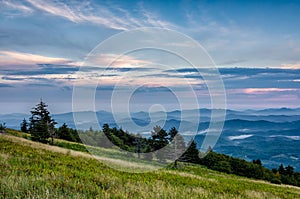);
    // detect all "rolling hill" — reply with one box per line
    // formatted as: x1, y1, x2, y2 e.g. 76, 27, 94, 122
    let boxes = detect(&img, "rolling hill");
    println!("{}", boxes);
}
1, 108, 300, 171
1, 133, 300, 198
